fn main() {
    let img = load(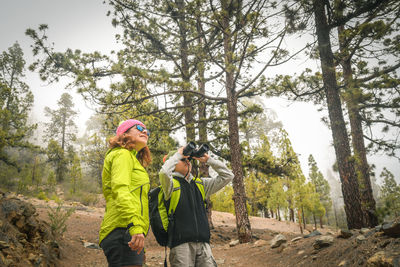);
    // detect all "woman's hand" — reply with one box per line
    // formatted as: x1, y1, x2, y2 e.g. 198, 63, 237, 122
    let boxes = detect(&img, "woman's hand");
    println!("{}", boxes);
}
128, 233, 145, 254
